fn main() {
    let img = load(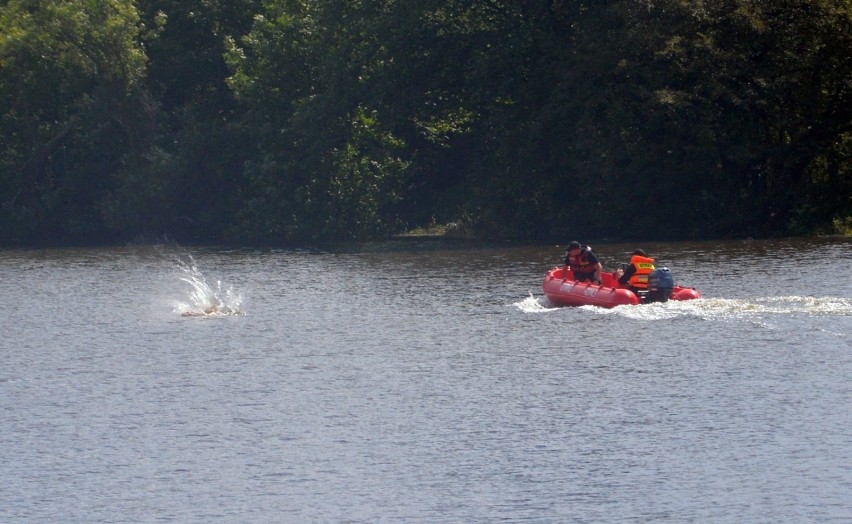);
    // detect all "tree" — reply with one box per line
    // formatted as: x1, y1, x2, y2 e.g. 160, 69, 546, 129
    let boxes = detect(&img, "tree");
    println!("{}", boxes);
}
225, 0, 416, 241
0, 0, 152, 243
134, 0, 260, 242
